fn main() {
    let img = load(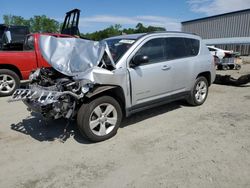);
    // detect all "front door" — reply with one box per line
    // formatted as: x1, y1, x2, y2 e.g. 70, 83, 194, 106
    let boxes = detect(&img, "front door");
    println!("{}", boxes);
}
128, 37, 173, 106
